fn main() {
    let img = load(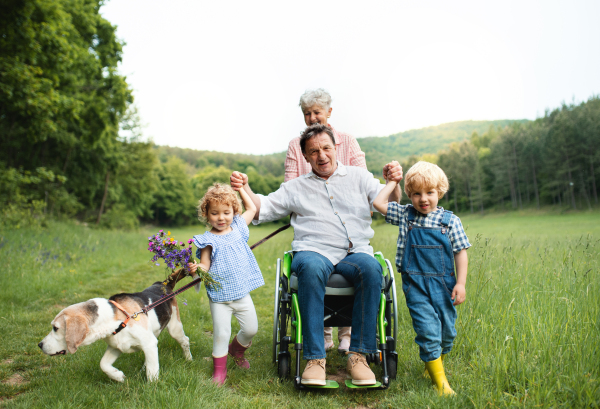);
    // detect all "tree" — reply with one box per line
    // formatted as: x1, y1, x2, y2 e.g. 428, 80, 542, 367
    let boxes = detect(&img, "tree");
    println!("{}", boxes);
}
0, 0, 132, 216
152, 157, 196, 225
